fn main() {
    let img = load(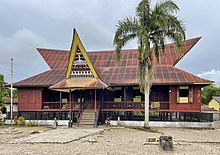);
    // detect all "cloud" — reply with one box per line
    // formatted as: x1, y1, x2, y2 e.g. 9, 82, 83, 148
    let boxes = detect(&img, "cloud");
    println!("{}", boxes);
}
0, 0, 220, 85
197, 69, 220, 86
0, 29, 54, 82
